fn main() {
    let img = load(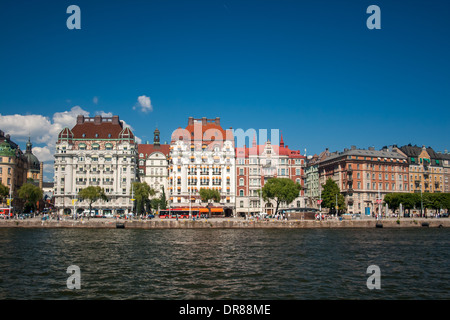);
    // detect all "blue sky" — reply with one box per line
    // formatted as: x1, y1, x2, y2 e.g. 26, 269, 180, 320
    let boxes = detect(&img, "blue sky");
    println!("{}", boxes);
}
0, 0, 449, 180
